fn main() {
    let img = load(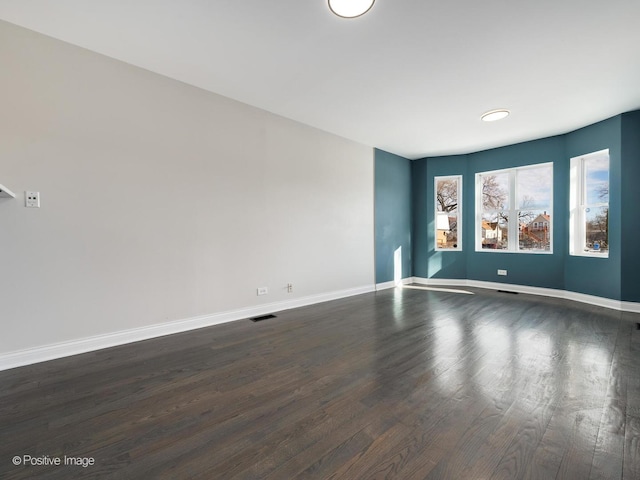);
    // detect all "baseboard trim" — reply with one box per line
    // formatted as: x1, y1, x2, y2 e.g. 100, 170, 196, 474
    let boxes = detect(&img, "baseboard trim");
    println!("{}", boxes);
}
411, 277, 638, 312
375, 277, 413, 291
4, 279, 636, 371
621, 301, 640, 314
411, 277, 469, 288
0, 284, 375, 372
